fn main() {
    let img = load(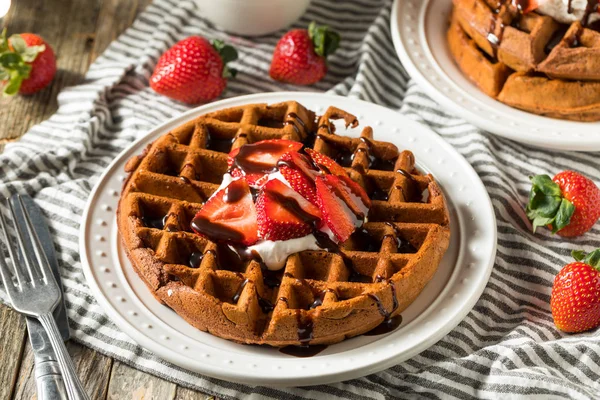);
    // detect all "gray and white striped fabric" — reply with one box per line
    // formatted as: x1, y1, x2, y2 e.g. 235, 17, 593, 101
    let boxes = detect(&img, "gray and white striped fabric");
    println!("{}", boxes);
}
2, 0, 600, 398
